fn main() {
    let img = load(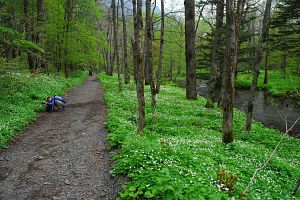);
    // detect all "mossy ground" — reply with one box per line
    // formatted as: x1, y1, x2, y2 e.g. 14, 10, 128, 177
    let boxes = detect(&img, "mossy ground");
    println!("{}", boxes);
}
99, 74, 300, 199
0, 71, 87, 148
